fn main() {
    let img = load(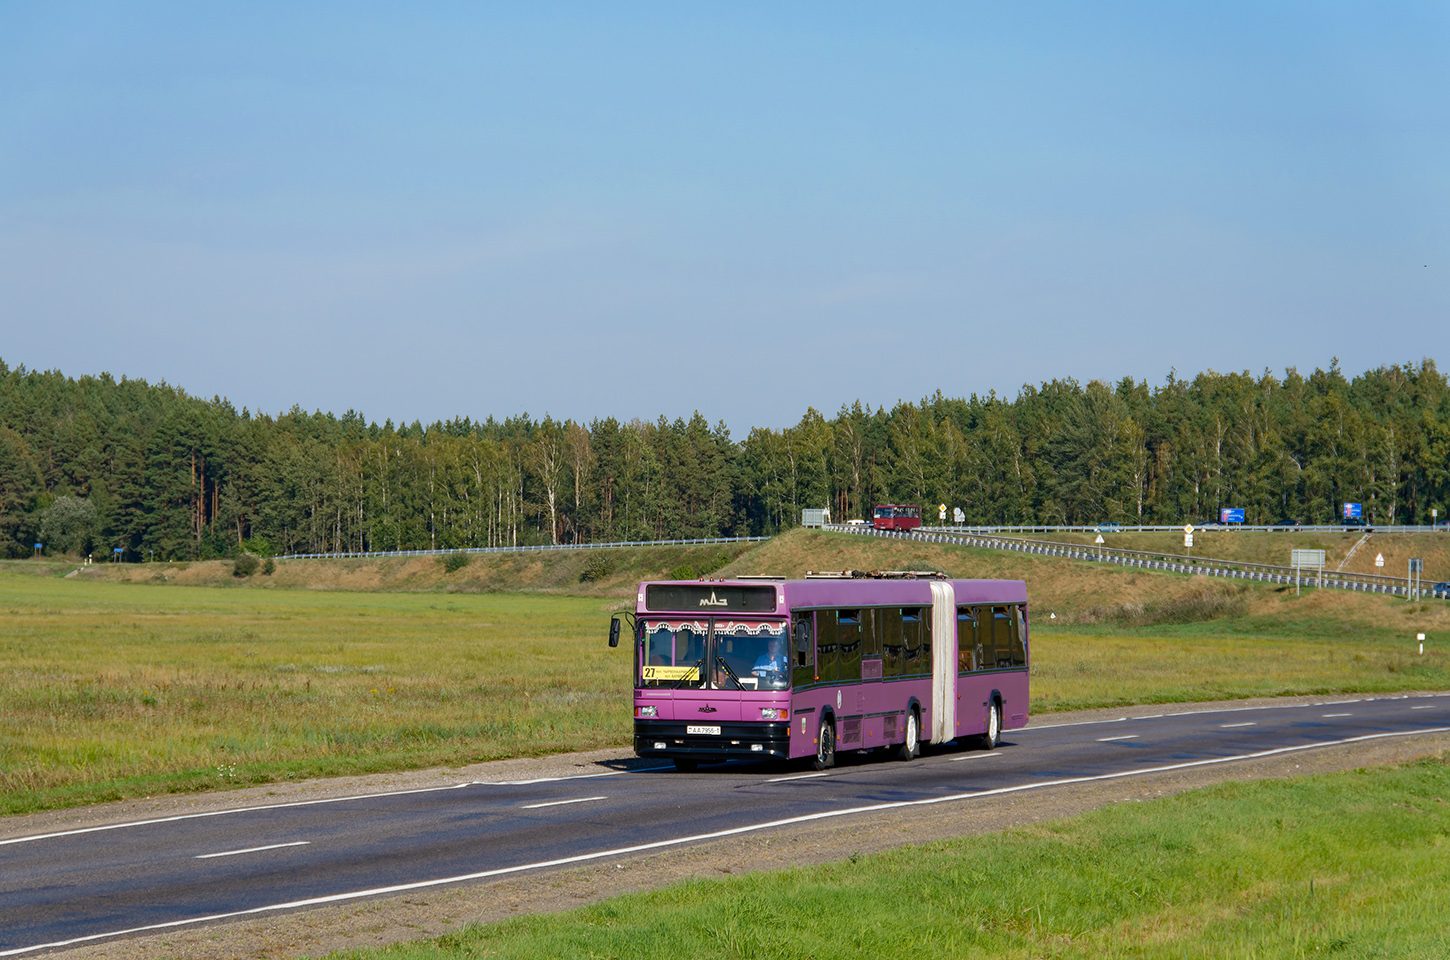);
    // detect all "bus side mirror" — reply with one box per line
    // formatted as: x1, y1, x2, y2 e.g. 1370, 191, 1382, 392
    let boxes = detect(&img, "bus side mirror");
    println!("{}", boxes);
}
794, 621, 809, 653
608, 617, 621, 648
